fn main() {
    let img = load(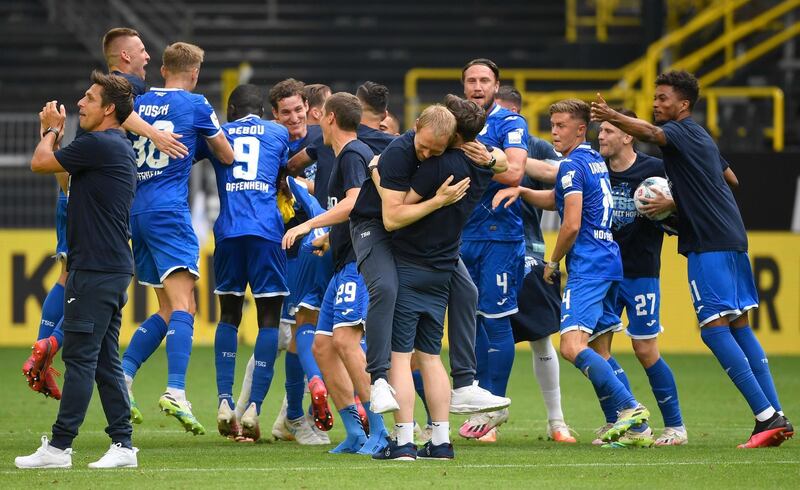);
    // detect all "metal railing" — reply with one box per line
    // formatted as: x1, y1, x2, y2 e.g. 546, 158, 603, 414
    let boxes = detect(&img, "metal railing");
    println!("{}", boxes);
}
43, 0, 193, 65
0, 114, 78, 166
405, 0, 797, 151
565, 0, 642, 42
705, 86, 785, 151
